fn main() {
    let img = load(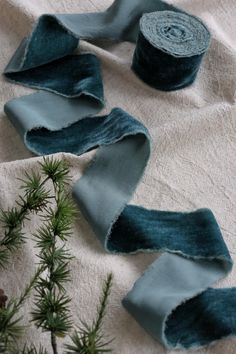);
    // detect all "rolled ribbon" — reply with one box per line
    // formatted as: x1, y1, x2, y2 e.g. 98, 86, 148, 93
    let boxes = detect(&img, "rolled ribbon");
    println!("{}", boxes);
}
3, 0, 236, 351
132, 11, 210, 90
3, 0, 210, 91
